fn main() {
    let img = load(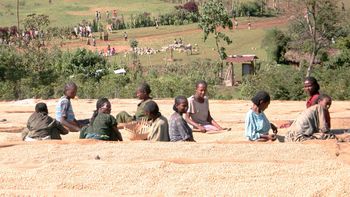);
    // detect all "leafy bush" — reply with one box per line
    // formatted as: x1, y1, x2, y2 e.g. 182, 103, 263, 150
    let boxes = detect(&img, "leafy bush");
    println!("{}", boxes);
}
232, 0, 275, 17
240, 64, 307, 100
262, 28, 290, 63
240, 62, 350, 101
61, 48, 108, 81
